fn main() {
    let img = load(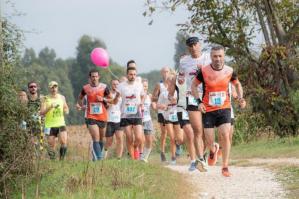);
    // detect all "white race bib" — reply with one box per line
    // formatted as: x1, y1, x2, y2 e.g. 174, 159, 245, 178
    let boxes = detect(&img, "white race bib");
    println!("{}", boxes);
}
109, 111, 121, 123
90, 103, 103, 114
209, 91, 226, 106
182, 110, 189, 120
168, 111, 178, 122
44, 127, 50, 135
188, 96, 199, 106
125, 103, 138, 115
